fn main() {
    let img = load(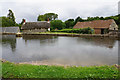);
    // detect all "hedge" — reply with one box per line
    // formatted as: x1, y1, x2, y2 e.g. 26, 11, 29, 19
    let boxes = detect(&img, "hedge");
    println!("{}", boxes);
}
52, 27, 94, 34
